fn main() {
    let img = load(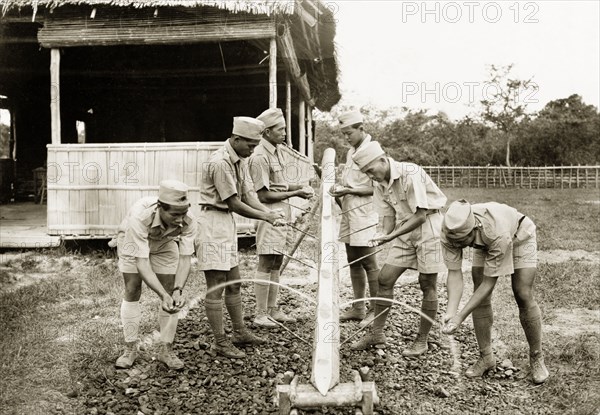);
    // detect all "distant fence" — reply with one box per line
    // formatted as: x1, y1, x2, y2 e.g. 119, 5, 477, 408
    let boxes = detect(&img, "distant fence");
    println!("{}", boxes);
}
422, 166, 600, 189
